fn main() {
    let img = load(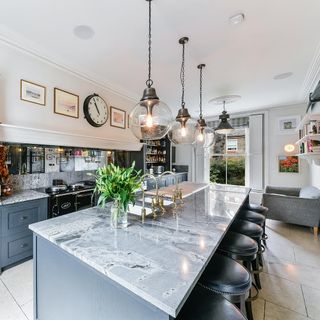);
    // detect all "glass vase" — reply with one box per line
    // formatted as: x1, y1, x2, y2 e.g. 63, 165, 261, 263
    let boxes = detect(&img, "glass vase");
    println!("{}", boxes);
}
110, 200, 128, 229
